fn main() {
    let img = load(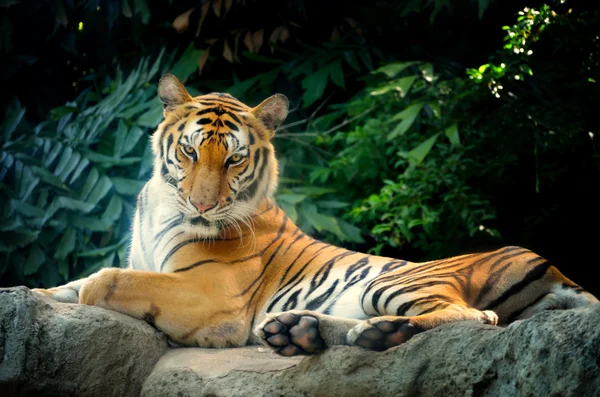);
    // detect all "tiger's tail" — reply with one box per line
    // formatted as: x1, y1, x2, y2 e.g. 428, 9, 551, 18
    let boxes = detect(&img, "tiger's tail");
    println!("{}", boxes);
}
512, 269, 599, 321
